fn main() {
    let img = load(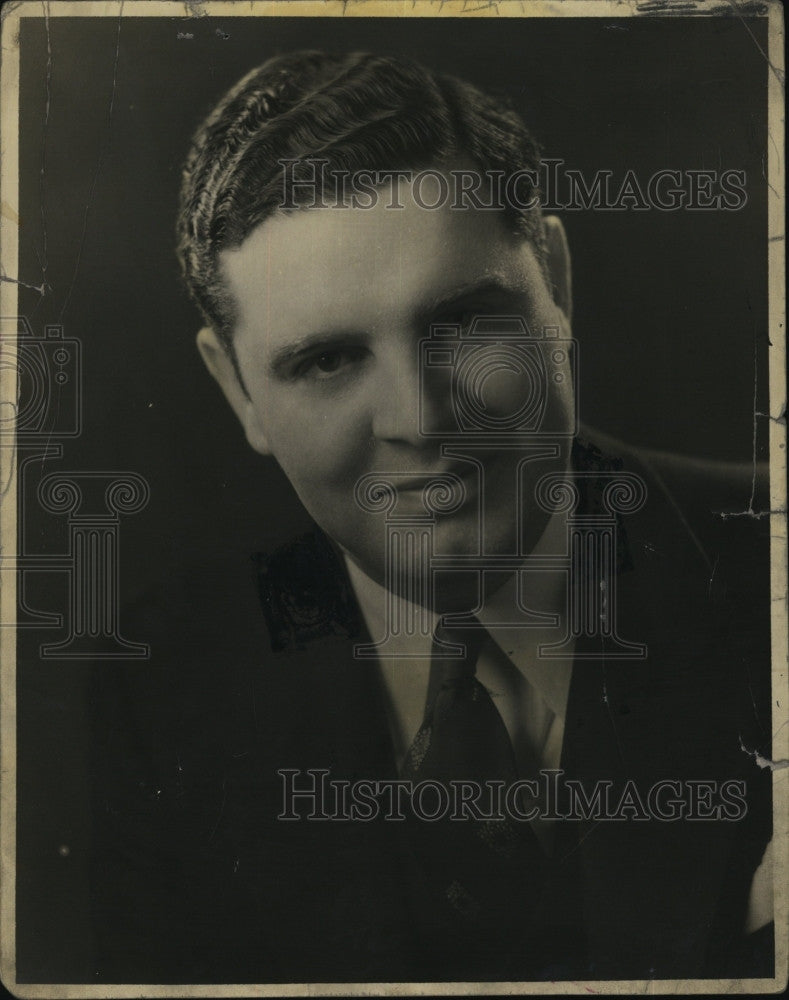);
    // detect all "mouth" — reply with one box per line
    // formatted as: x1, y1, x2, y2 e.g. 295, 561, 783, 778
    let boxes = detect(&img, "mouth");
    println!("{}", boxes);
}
393, 464, 478, 493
